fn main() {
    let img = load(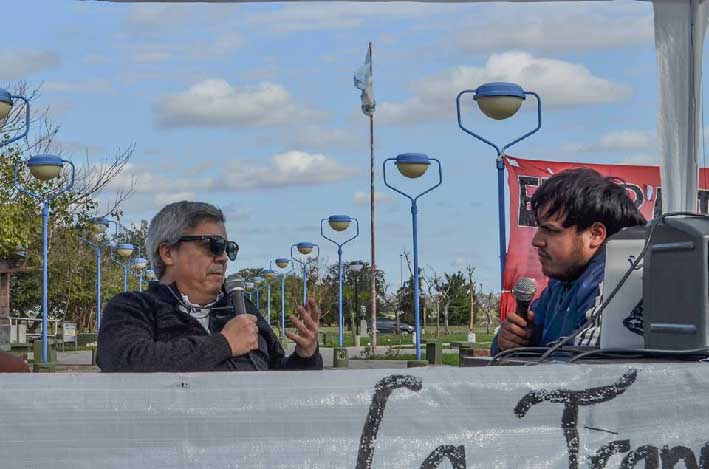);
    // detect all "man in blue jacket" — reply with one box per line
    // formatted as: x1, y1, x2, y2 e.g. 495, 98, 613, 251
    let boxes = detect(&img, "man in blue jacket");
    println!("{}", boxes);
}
492, 168, 646, 354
